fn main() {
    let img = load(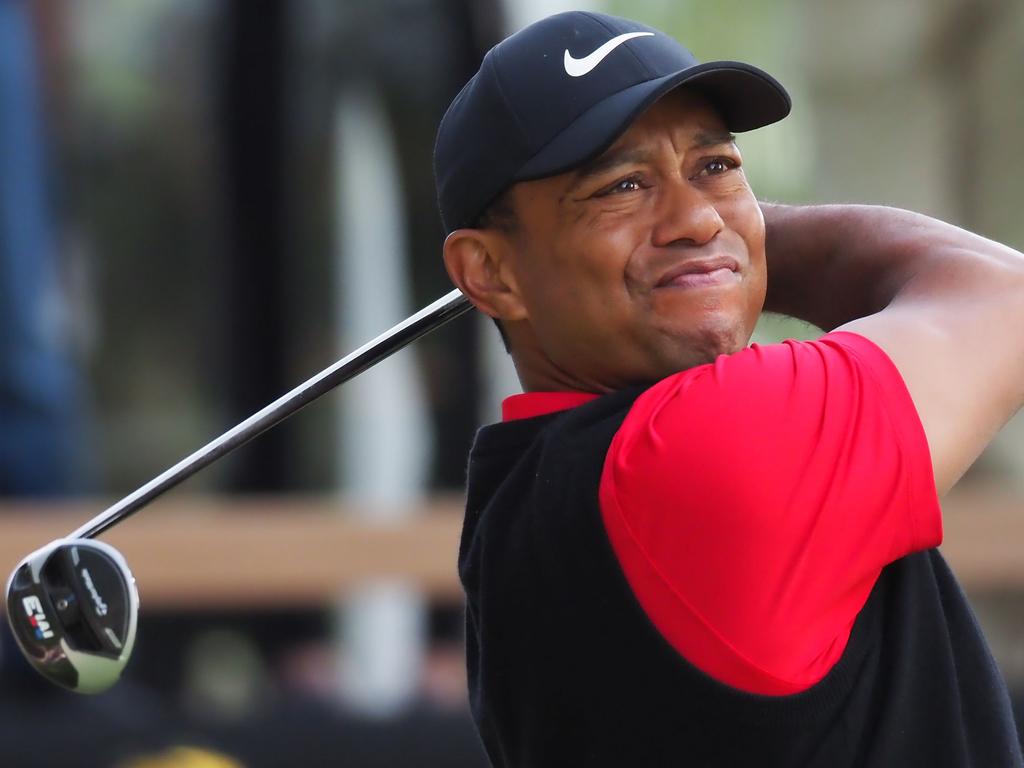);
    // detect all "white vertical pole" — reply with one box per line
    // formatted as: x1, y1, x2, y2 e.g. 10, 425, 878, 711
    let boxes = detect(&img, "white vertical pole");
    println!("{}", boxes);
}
332, 83, 429, 716
504, 0, 604, 30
